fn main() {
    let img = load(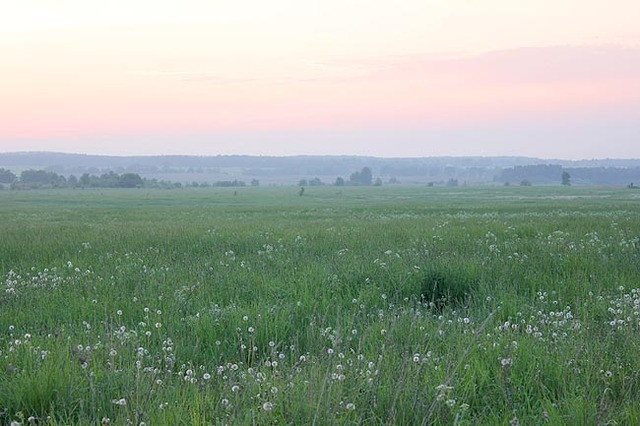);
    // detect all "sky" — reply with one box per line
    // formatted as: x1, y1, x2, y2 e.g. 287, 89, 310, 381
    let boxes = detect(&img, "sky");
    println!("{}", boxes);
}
1, 0, 639, 159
